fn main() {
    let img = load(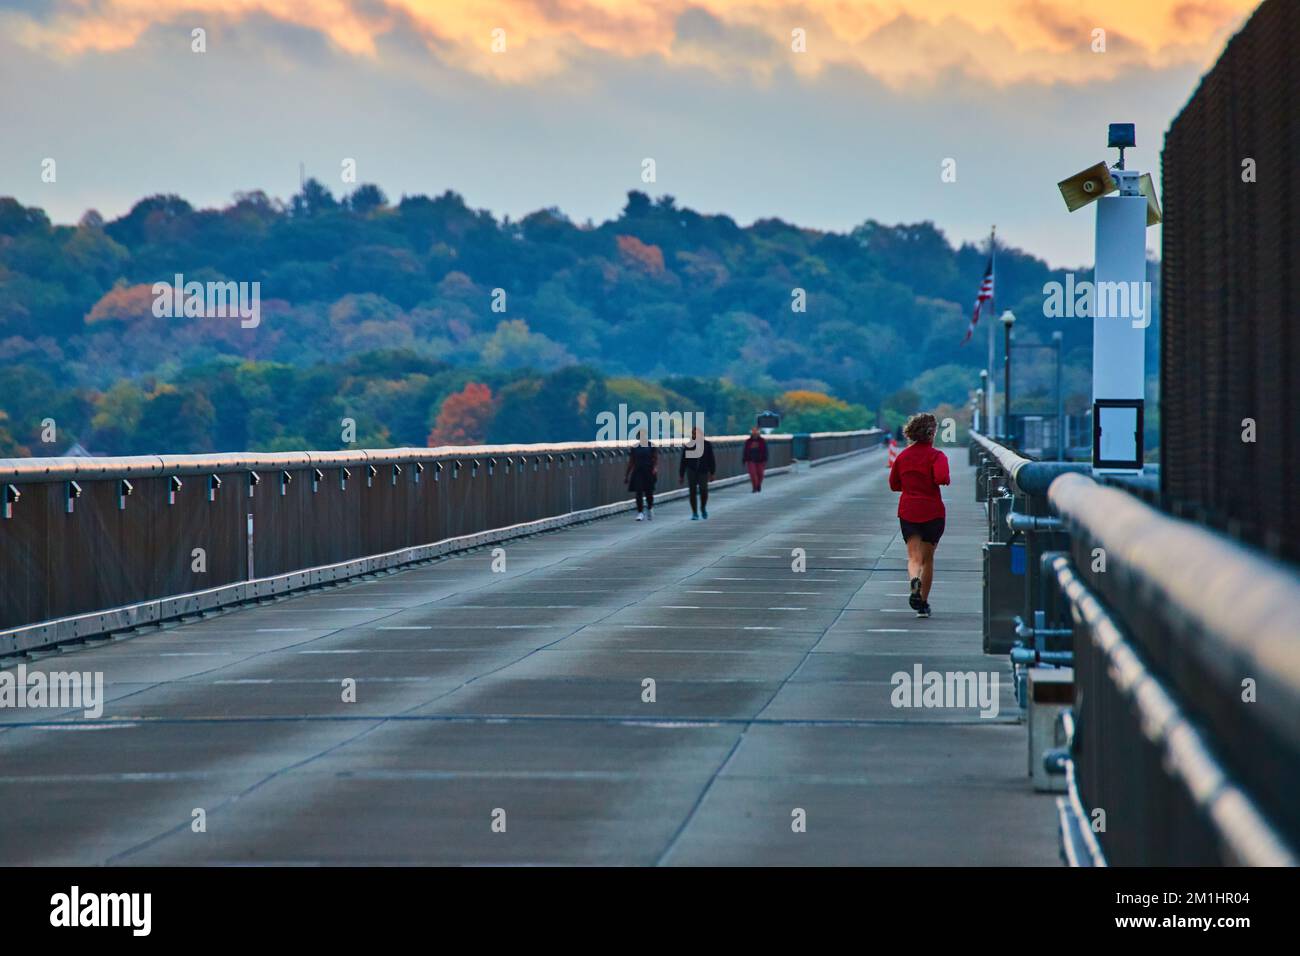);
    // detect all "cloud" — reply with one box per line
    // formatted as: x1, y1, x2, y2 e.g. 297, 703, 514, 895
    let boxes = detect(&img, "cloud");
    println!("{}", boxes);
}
2, 0, 1256, 86
674, 7, 775, 57
0, 0, 1249, 269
